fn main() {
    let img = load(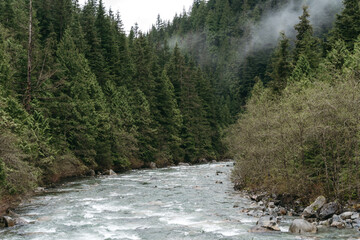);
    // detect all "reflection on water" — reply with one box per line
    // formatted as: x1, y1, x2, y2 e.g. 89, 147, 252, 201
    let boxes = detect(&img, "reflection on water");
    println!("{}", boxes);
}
1, 162, 359, 240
